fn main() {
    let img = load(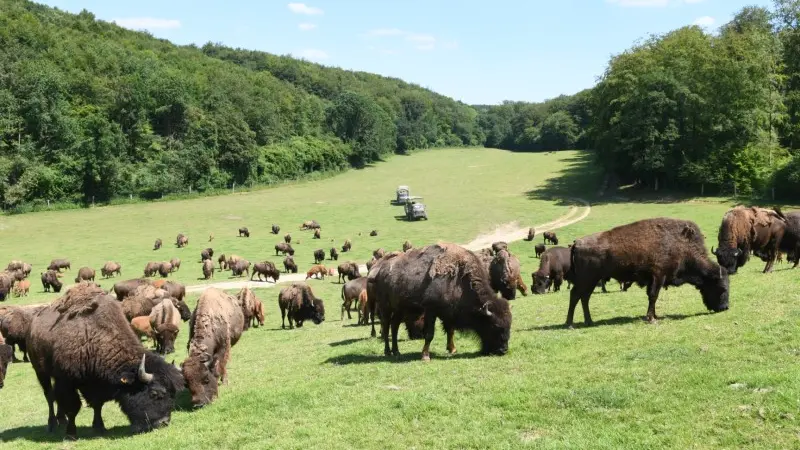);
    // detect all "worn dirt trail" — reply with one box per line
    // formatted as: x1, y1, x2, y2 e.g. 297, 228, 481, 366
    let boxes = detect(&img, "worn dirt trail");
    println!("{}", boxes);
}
184, 198, 591, 294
